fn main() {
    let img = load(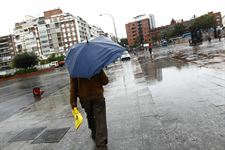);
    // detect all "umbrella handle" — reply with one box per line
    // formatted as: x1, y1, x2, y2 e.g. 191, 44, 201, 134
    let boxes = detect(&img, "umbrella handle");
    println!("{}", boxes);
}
86, 37, 89, 43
